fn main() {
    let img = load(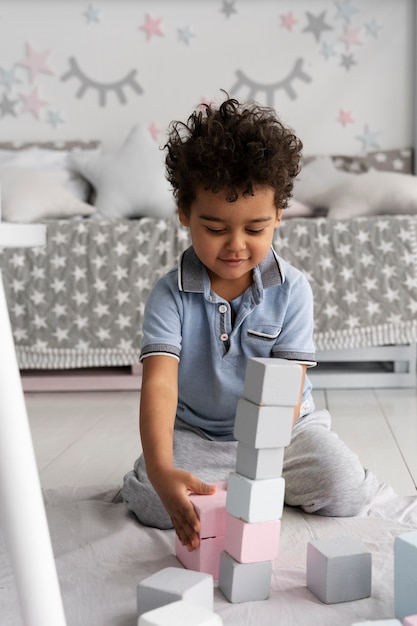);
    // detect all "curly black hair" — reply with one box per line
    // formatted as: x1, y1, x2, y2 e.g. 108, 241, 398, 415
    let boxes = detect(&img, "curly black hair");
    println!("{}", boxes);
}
164, 97, 302, 216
